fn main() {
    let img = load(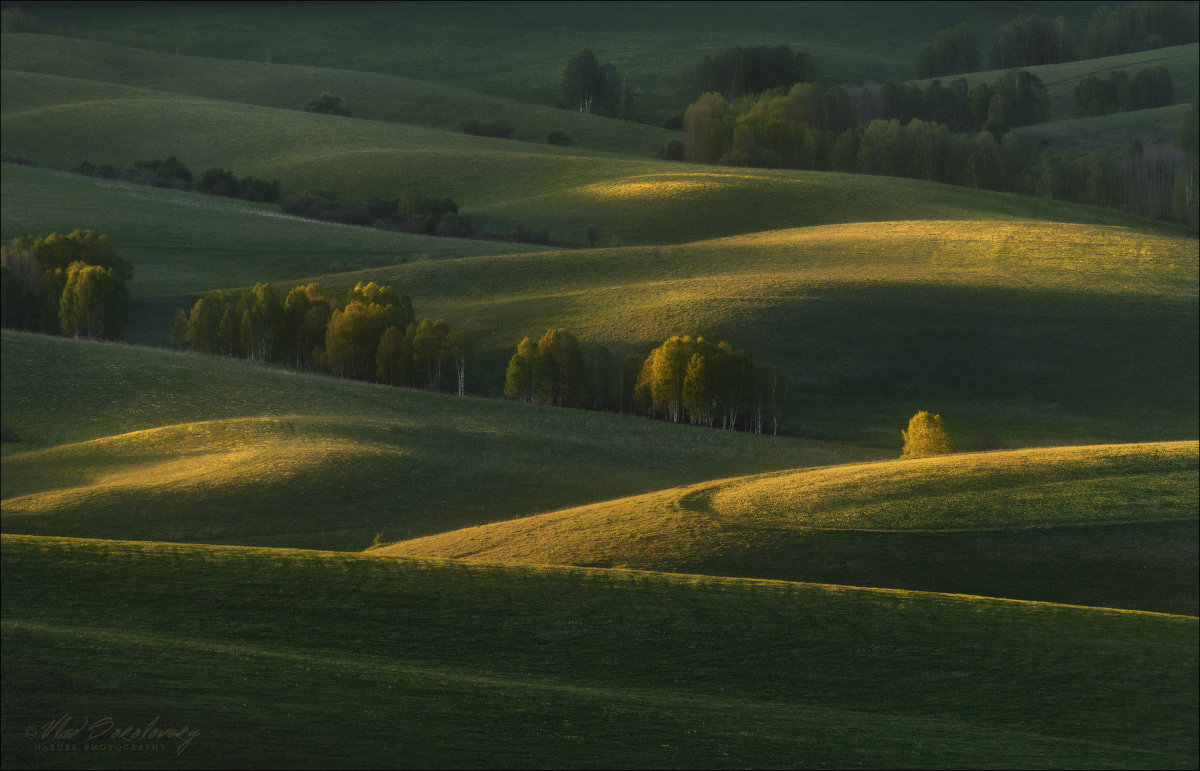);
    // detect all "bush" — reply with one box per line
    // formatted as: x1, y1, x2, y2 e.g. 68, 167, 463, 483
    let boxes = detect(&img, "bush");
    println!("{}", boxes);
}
547, 129, 572, 146
900, 411, 952, 458
306, 92, 351, 116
